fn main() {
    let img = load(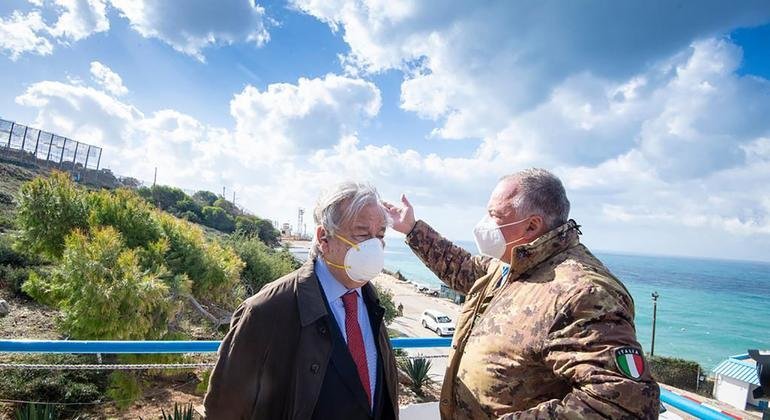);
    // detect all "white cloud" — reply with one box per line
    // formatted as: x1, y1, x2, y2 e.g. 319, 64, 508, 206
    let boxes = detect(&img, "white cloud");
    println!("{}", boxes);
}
48, 0, 110, 41
229, 74, 381, 162
10, 25, 770, 260
0, 11, 53, 60
89, 61, 128, 96
293, 0, 770, 140
109, 0, 271, 60
1, 0, 271, 60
